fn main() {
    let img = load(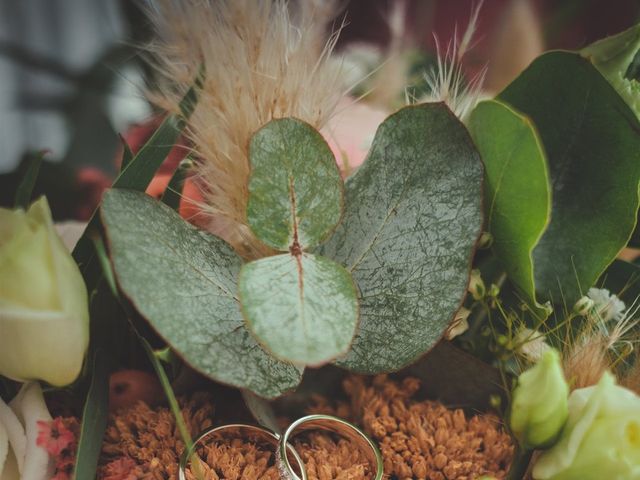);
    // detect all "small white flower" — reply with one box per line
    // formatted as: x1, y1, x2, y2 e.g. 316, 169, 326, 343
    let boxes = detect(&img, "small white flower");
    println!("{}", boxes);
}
587, 288, 626, 322
515, 328, 551, 363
